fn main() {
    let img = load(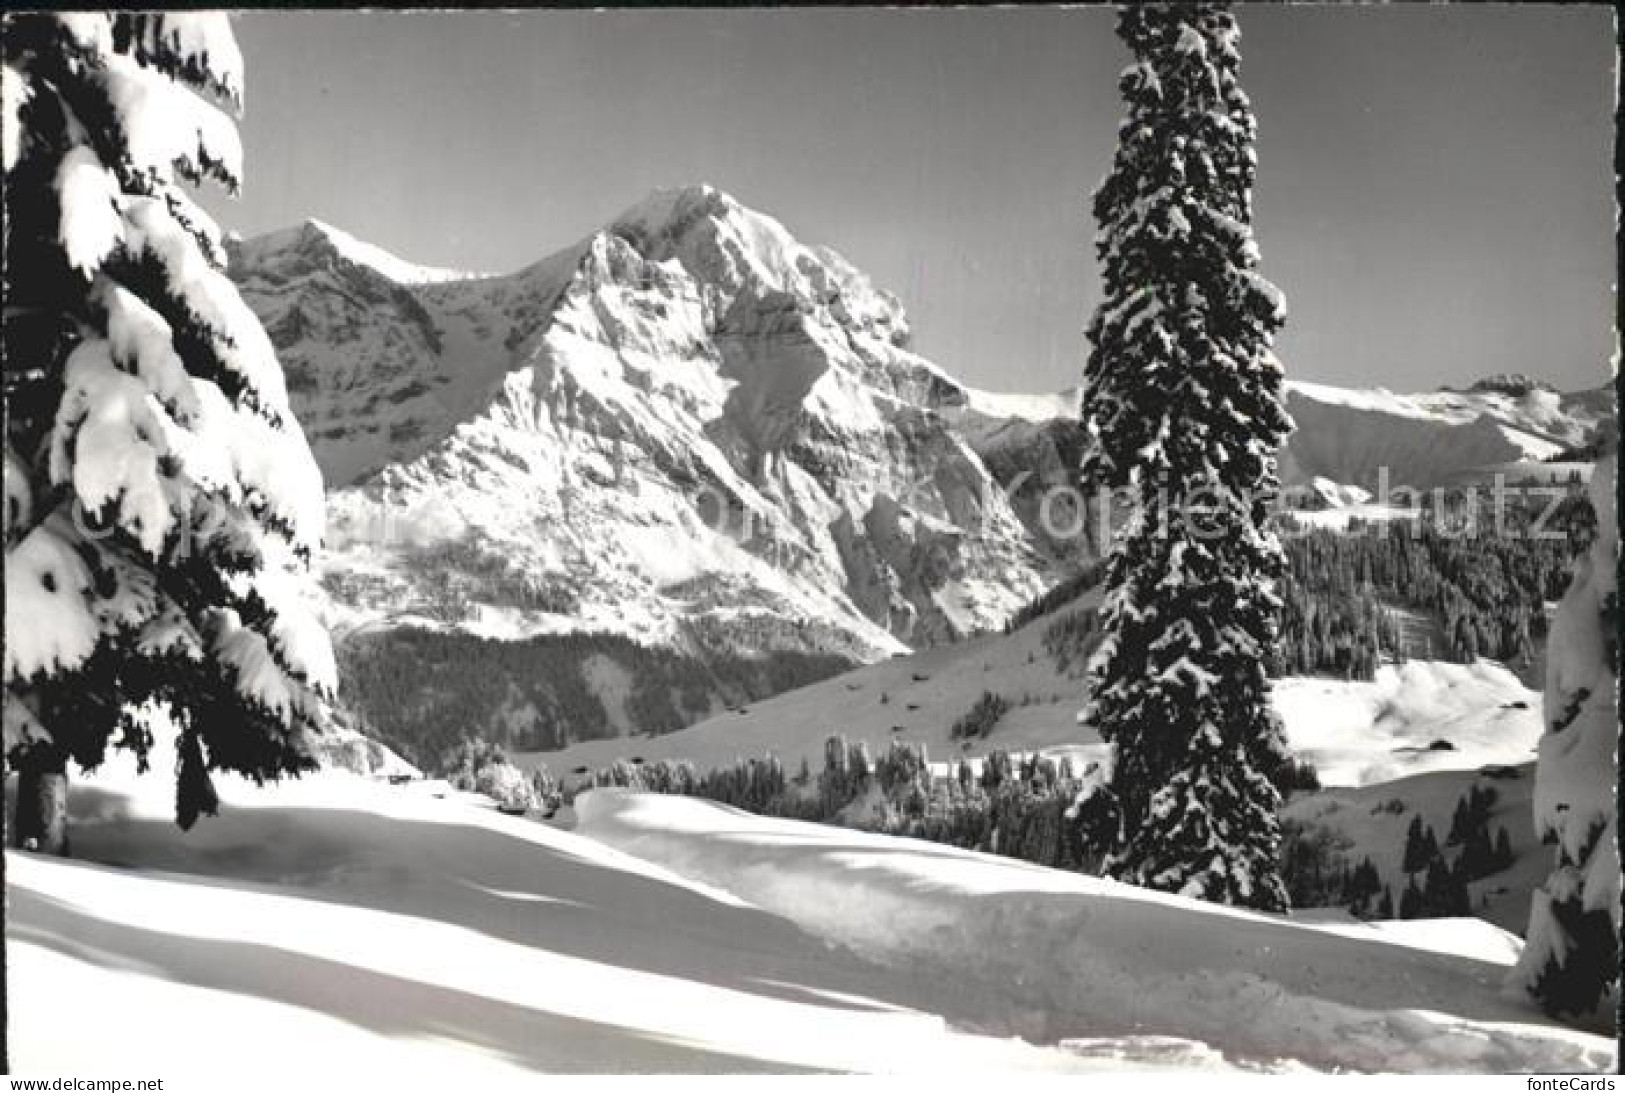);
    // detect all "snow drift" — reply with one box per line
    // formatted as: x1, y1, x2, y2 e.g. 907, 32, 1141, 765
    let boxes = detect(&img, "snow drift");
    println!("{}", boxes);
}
8, 742, 1140, 1075
577, 789, 1612, 1073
